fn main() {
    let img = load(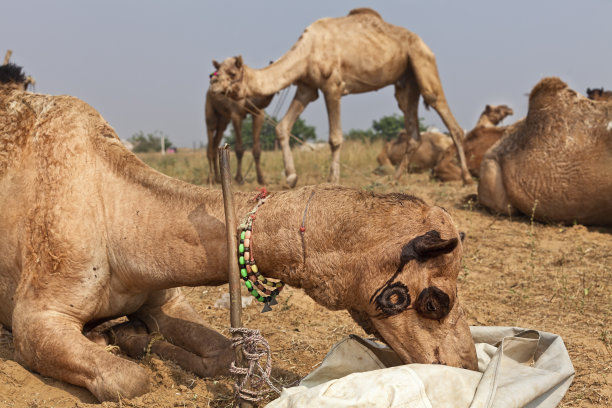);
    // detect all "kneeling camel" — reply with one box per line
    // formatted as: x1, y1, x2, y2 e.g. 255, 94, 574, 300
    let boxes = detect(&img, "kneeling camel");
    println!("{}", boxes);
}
479, 78, 612, 225
0, 75, 477, 402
